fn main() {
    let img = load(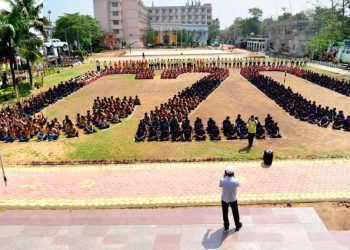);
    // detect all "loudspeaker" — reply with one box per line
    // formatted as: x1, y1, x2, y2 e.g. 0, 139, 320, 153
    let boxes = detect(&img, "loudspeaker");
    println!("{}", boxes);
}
263, 150, 274, 166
